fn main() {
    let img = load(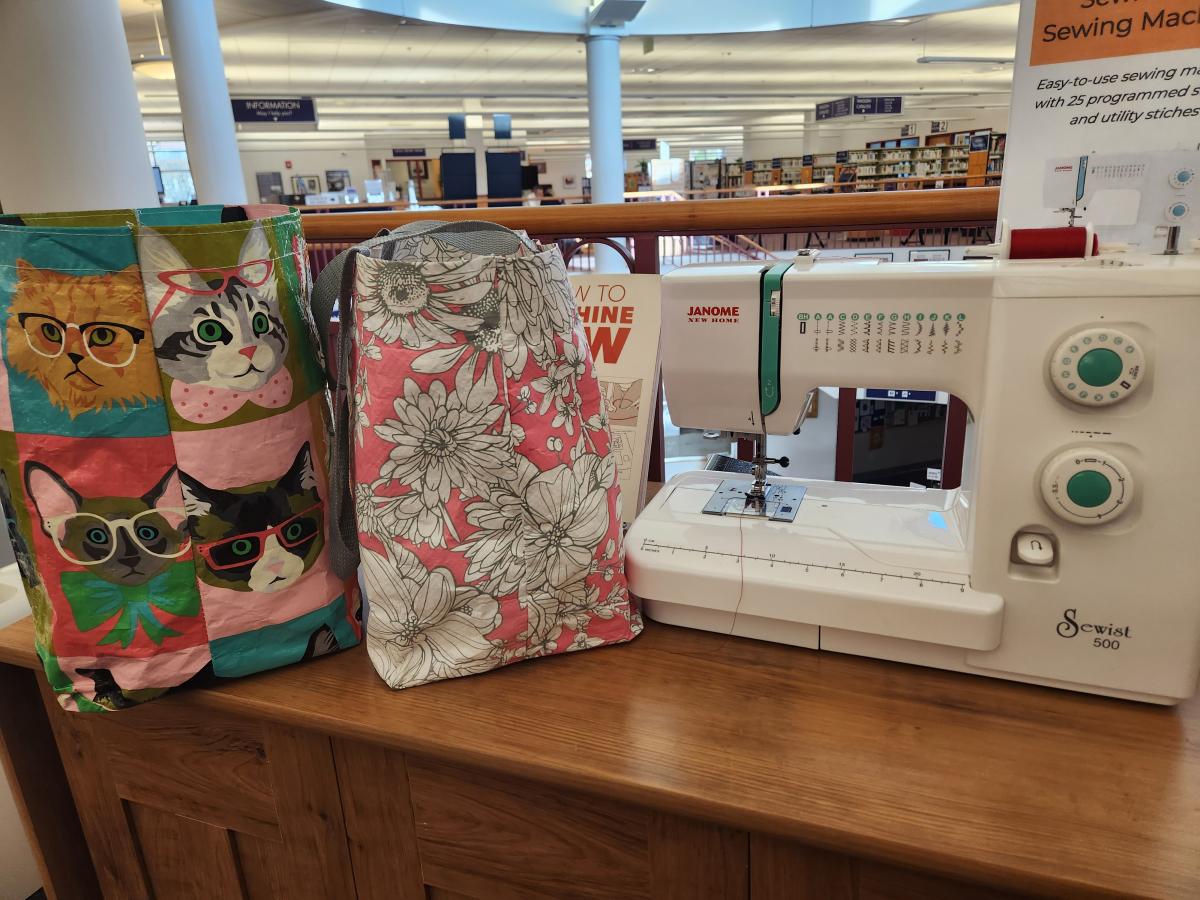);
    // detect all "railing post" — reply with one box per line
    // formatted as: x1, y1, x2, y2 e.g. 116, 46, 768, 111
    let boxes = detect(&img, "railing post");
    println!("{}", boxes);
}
835, 388, 858, 481
940, 395, 969, 489
631, 234, 665, 483
631, 234, 659, 275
